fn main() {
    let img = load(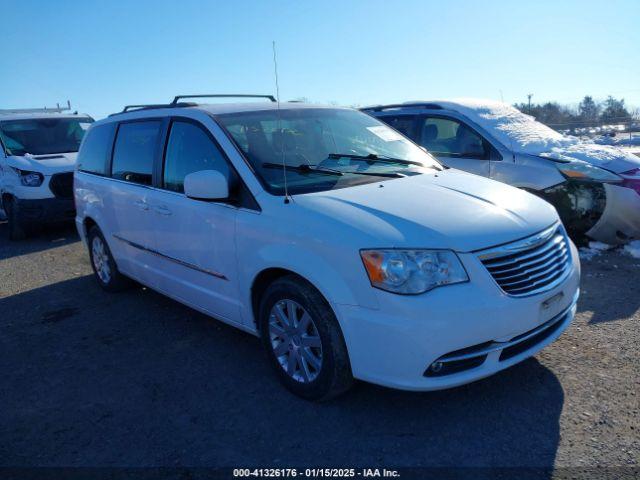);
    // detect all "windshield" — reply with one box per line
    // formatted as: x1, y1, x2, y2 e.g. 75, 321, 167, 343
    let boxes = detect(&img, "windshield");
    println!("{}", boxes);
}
0, 117, 93, 156
216, 108, 441, 195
